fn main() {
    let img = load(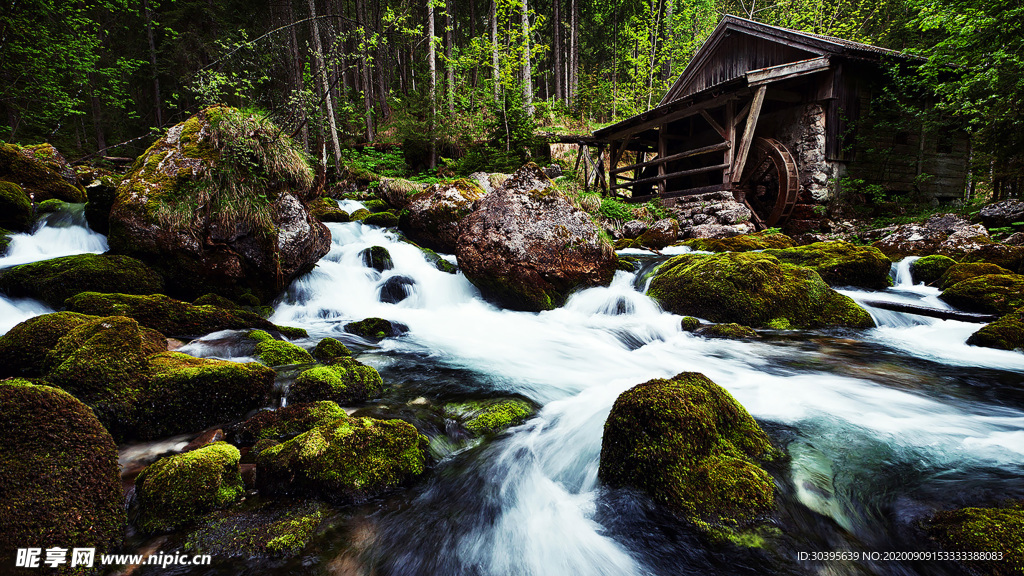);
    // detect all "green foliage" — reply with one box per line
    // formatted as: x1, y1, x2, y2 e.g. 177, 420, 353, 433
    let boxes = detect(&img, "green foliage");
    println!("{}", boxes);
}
599, 197, 633, 221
